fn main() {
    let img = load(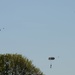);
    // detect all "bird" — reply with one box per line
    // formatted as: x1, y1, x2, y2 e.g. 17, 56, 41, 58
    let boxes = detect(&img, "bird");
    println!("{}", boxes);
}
0, 27, 5, 31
